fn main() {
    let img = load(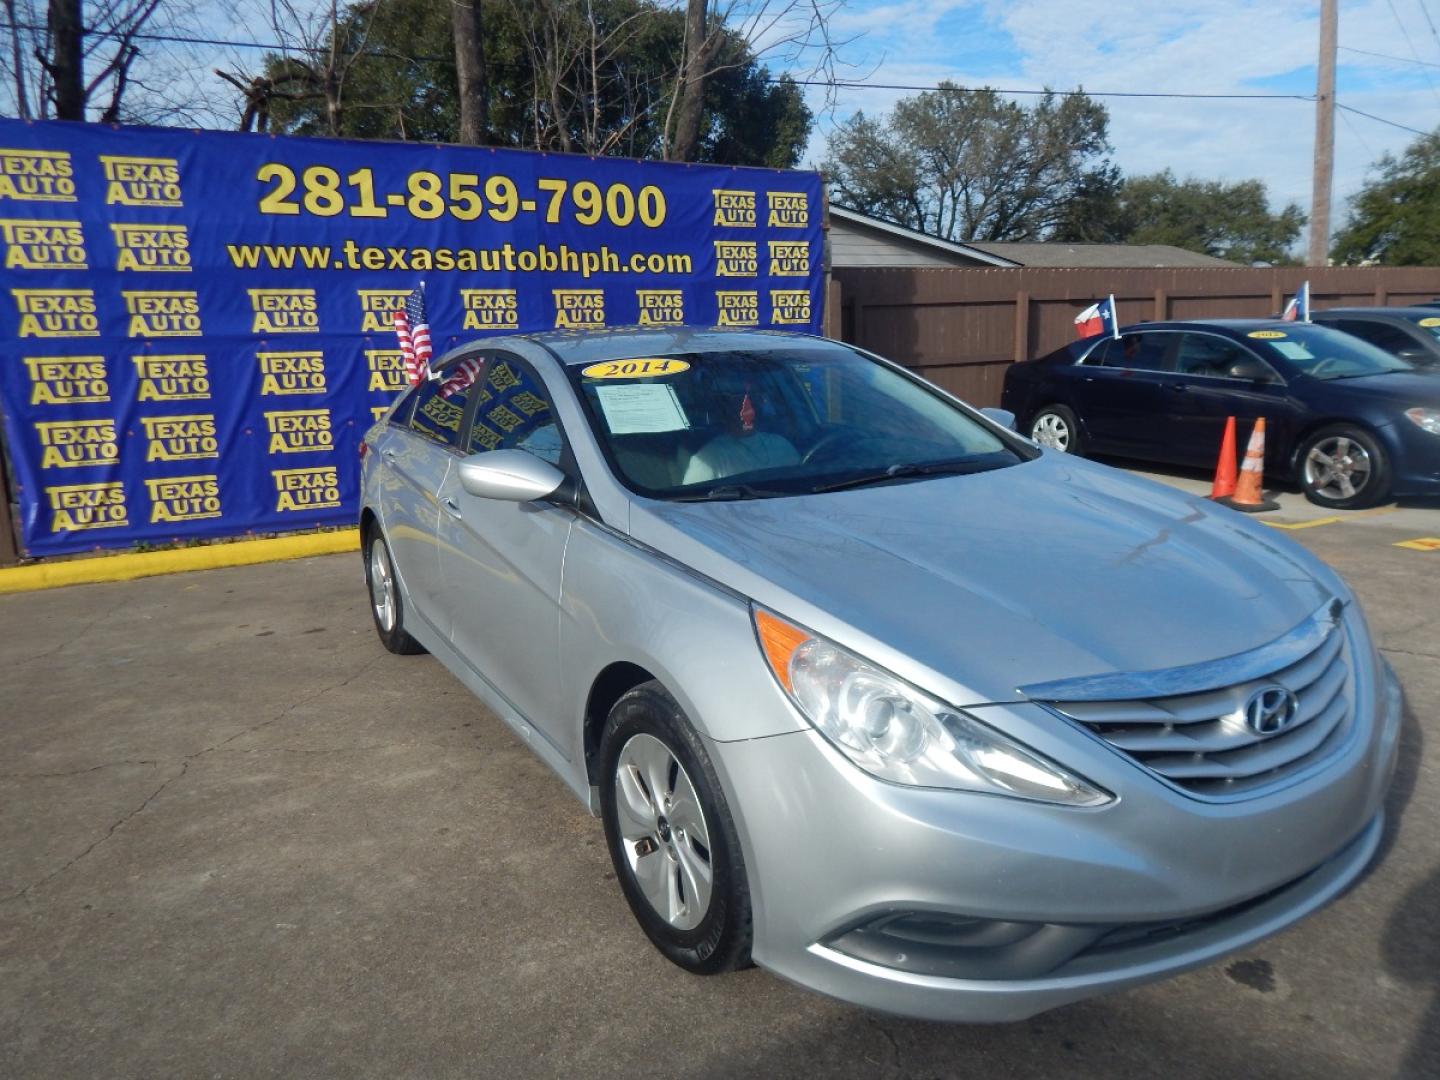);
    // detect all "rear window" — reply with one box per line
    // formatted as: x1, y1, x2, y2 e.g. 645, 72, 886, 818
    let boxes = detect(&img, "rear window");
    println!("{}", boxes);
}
1087, 332, 1172, 372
